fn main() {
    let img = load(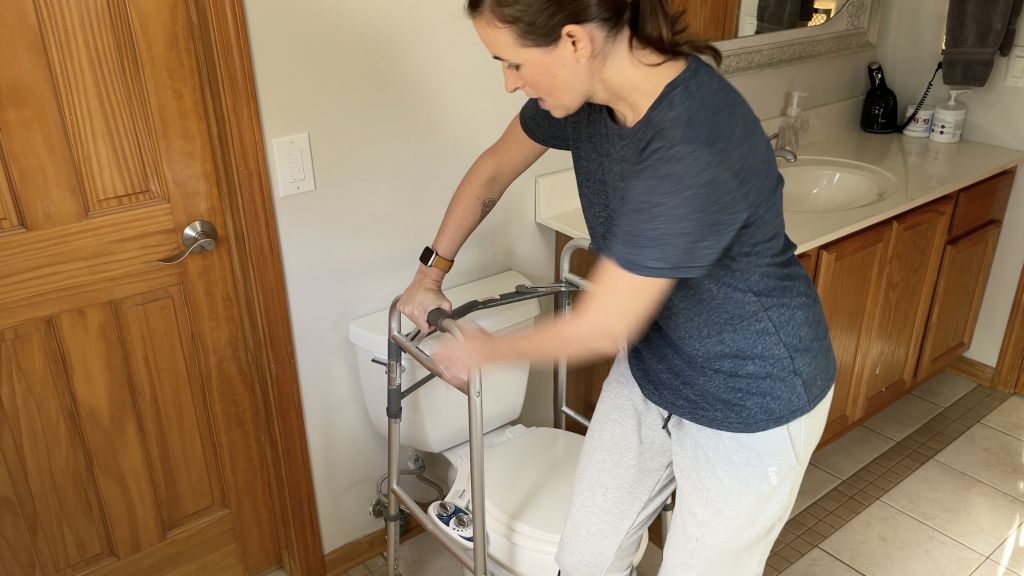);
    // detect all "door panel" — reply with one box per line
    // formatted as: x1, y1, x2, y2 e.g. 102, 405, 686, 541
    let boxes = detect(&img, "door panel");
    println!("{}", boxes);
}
36, 0, 165, 214
0, 323, 111, 573
0, 0, 278, 573
0, 142, 22, 233
54, 305, 165, 558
